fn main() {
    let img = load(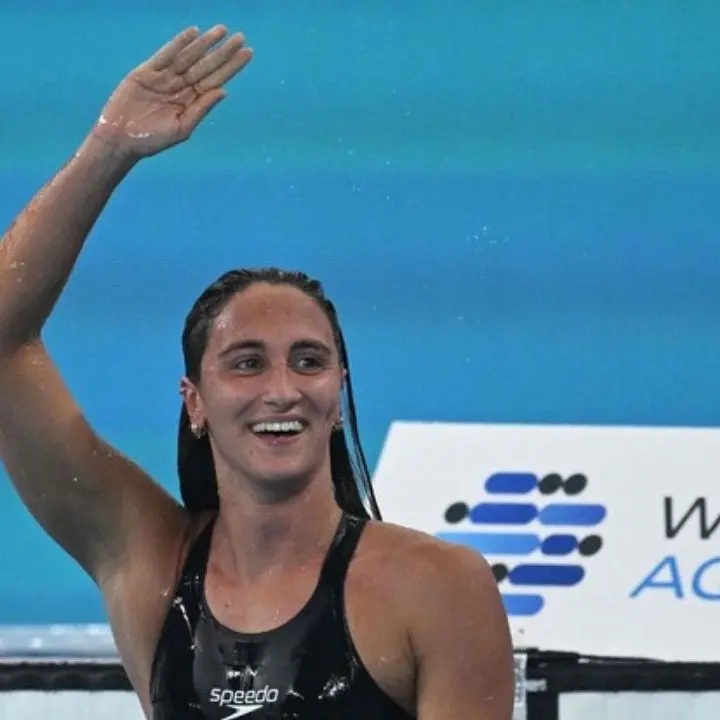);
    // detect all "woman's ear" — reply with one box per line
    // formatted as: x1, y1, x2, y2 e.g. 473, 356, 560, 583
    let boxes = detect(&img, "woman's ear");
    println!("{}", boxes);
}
180, 377, 206, 434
